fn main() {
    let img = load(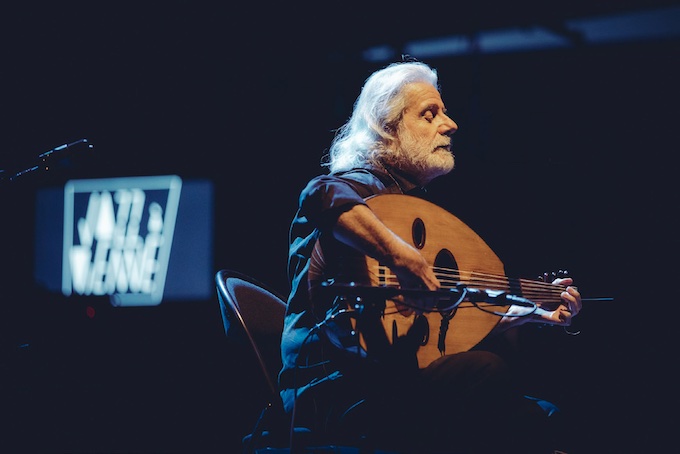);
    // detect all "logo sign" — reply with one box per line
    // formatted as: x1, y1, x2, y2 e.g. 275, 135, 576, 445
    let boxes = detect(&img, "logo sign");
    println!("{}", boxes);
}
62, 175, 182, 306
